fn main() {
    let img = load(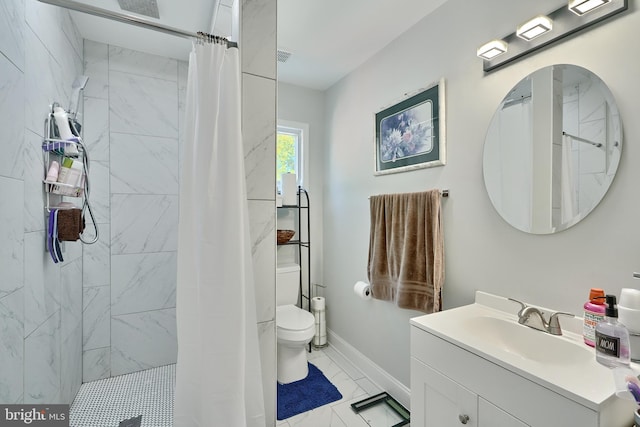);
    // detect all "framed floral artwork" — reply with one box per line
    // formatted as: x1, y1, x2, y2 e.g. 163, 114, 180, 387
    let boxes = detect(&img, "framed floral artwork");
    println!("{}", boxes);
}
374, 79, 446, 175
